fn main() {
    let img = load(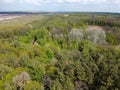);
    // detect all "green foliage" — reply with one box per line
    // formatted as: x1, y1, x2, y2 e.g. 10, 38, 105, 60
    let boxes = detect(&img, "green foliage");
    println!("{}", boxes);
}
0, 65, 13, 79
46, 48, 54, 59
45, 42, 61, 57
0, 68, 27, 90
28, 60, 45, 82
106, 34, 116, 44
46, 66, 57, 76
0, 13, 120, 90
63, 76, 74, 90
0, 25, 29, 38
24, 81, 41, 90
